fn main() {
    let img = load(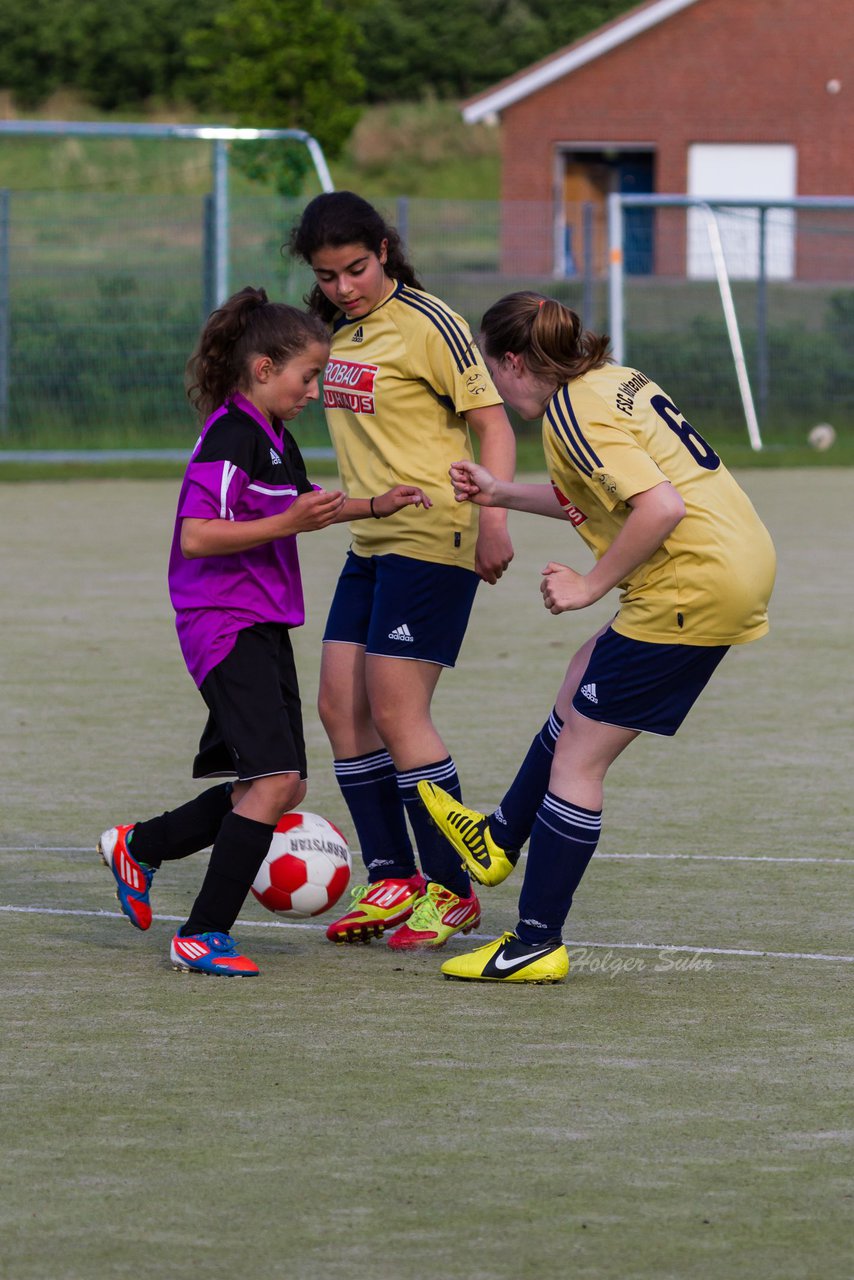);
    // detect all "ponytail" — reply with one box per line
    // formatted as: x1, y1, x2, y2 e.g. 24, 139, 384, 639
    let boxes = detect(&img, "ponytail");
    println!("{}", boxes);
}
480, 292, 611, 383
186, 286, 328, 419
288, 191, 424, 322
